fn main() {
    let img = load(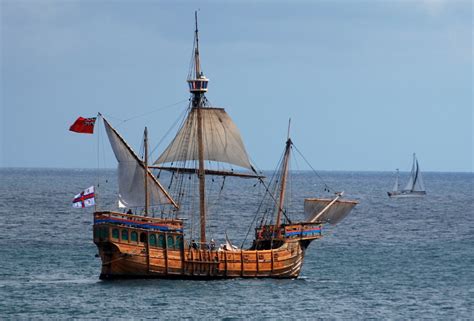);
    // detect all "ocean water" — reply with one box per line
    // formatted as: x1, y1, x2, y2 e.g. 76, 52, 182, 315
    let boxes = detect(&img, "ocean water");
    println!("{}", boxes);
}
0, 168, 472, 319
